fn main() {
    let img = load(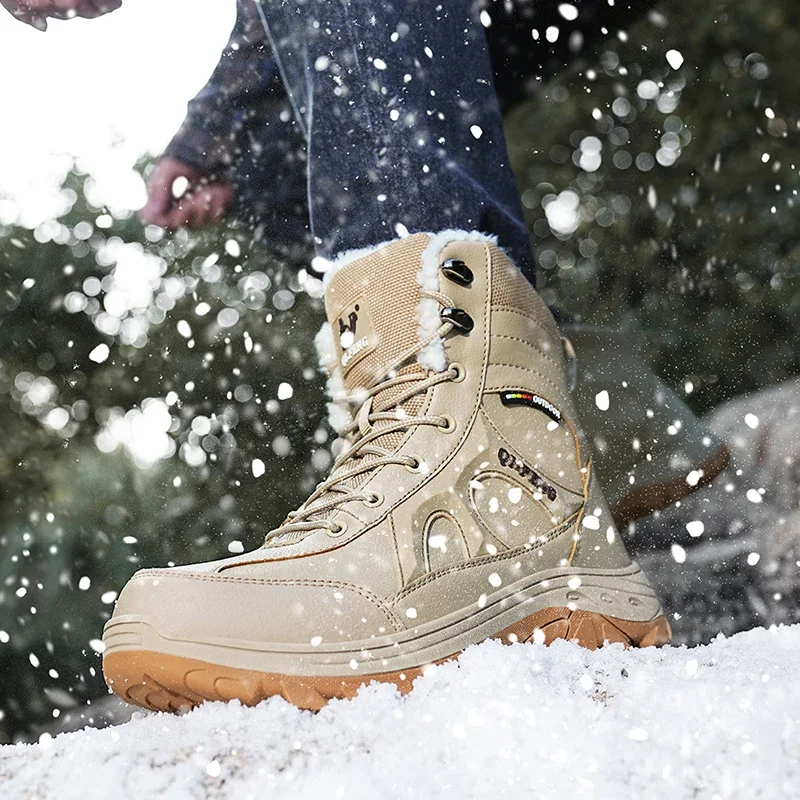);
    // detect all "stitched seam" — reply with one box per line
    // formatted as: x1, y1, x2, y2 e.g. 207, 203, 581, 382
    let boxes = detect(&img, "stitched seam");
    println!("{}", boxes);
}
570, 458, 593, 566
387, 511, 405, 589
488, 384, 565, 393
393, 513, 580, 602
493, 333, 560, 371
486, 362, 562, 396
491, 306, 555, 326
135, 571, 405, 631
